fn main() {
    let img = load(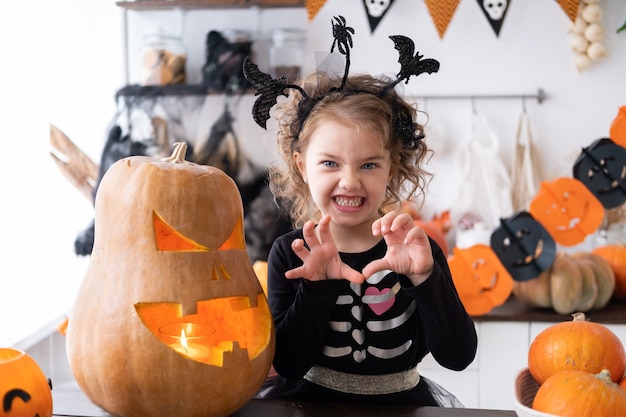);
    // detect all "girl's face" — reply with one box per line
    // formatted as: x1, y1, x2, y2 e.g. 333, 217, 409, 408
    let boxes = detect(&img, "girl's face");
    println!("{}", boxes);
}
294, 119, 392, 230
